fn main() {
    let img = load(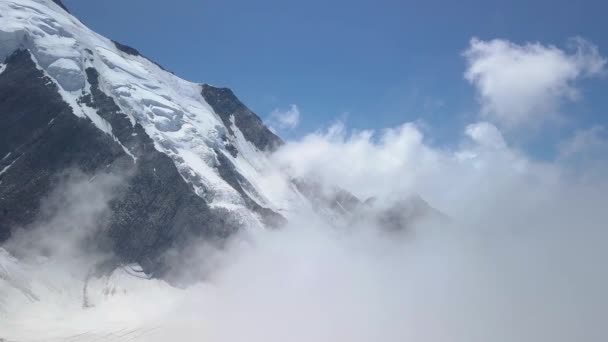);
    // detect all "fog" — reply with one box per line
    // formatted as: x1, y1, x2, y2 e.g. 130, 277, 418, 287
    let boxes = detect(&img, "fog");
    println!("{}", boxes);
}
1, 118, 607, 341
1, 37, 608, 341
